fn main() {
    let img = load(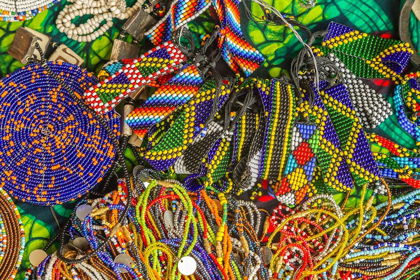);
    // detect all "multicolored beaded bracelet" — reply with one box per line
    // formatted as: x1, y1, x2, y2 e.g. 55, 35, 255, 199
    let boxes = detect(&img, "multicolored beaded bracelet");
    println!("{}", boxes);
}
0, 61, 120, 205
